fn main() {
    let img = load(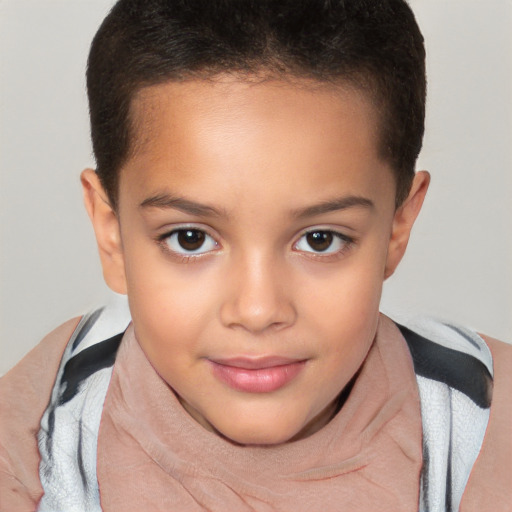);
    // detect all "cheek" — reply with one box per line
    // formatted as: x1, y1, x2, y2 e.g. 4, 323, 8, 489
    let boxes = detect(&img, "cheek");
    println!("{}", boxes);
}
124, 250, 221, 353
296, 244, 386, 361
300, 253, 385, 323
